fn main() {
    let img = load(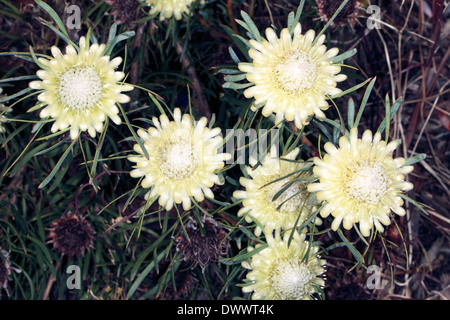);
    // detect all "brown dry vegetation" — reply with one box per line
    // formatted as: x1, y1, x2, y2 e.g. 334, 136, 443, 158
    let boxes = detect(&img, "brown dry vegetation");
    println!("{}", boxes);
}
0, 0, 448, 300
